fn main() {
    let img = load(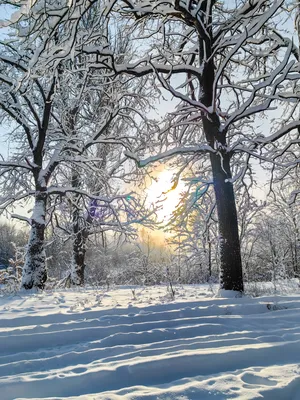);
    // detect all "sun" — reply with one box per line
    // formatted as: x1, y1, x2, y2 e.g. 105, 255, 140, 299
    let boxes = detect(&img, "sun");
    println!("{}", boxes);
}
146, 169, 184, 222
